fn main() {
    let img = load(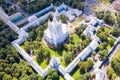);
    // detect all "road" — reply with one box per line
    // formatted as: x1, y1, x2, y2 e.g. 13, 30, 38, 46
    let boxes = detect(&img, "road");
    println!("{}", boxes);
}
84, 0, 97, 15
4, 0, 31, 17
